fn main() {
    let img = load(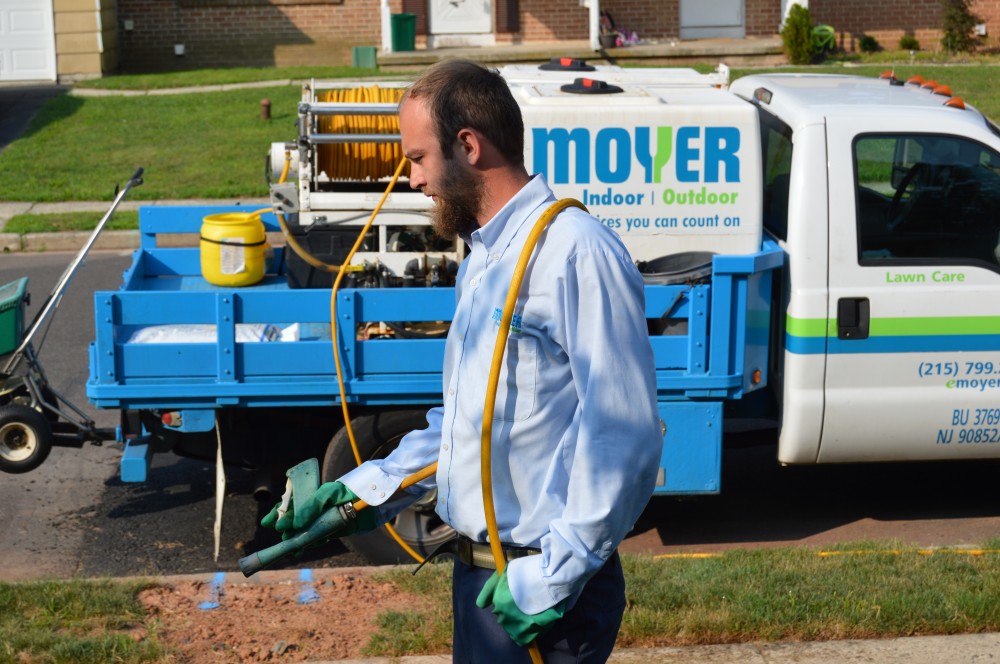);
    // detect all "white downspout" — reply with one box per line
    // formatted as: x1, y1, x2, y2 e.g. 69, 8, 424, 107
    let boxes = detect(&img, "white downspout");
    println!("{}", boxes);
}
782, 0, 808, 24
579, 0, 600, 50
381, 0, 393, 53
585, 0, 600, 50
